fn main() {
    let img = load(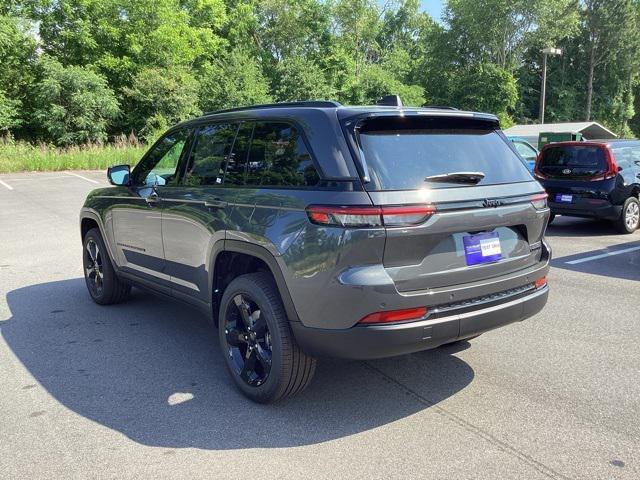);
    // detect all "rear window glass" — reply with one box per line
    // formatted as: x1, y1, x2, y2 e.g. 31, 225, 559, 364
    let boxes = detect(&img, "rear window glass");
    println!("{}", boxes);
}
357, 118, 532, 190
540, 145, 607, 170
